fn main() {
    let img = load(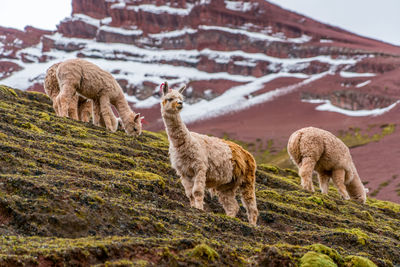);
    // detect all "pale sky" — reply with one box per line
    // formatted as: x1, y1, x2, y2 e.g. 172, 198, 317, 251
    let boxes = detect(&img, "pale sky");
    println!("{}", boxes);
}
0, 0, 399, 46
268, 0, 400, 46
